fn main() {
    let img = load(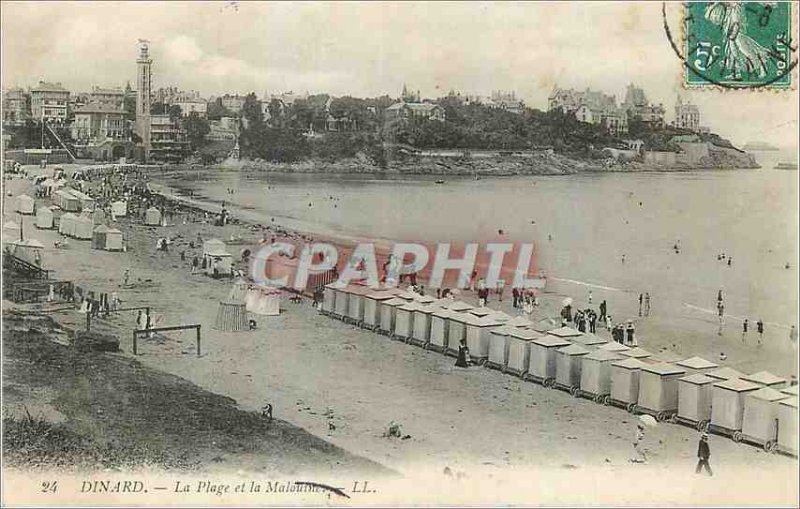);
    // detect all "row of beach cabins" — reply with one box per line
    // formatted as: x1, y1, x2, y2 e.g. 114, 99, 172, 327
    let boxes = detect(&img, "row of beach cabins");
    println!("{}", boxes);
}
319, 282, 798, 458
